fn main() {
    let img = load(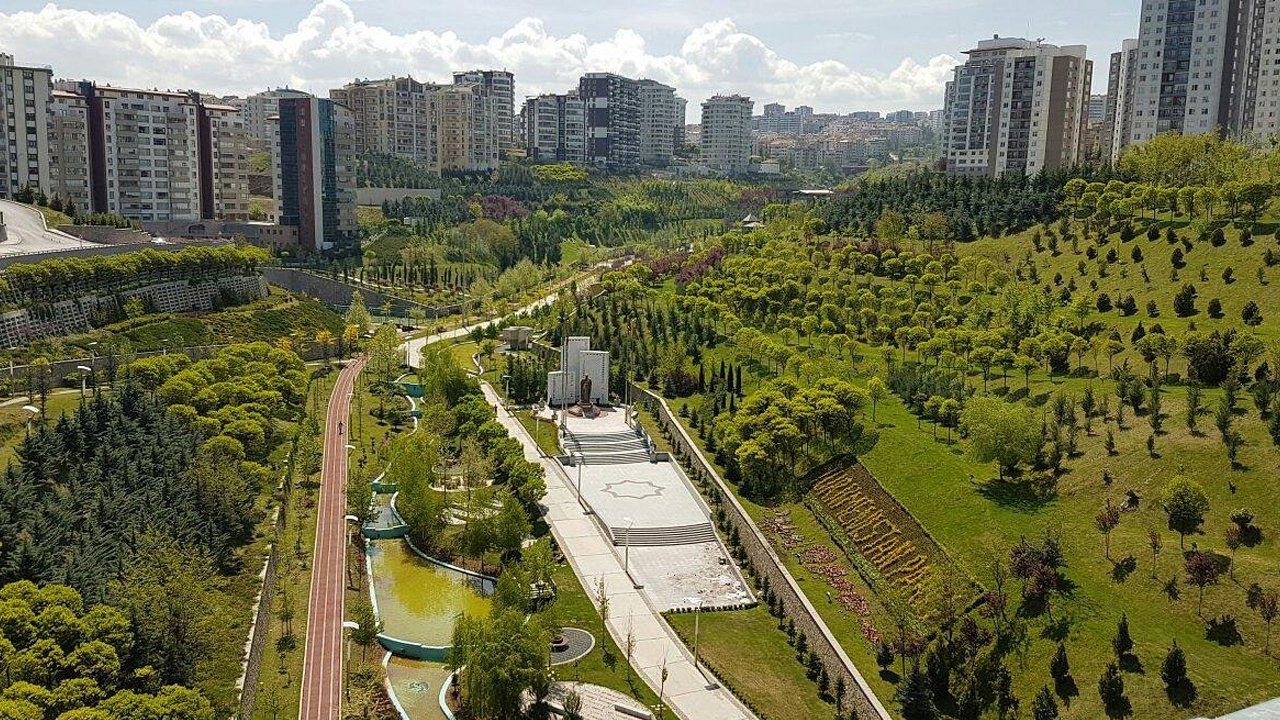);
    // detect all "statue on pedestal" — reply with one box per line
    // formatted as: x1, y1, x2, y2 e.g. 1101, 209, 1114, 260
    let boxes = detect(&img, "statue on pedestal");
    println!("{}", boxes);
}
579, 374, 593, 405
